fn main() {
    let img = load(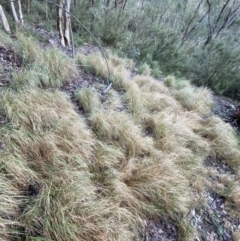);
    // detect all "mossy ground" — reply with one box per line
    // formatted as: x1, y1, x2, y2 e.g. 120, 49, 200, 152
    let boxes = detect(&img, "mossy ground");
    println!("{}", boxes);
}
0, 29, 240, 241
